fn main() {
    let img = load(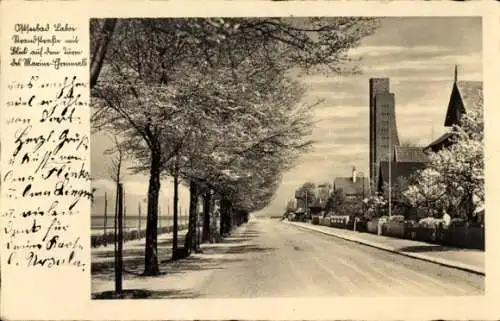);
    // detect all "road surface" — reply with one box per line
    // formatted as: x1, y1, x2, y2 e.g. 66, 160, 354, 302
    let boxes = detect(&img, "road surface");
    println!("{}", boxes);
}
193, 217, 484, 297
